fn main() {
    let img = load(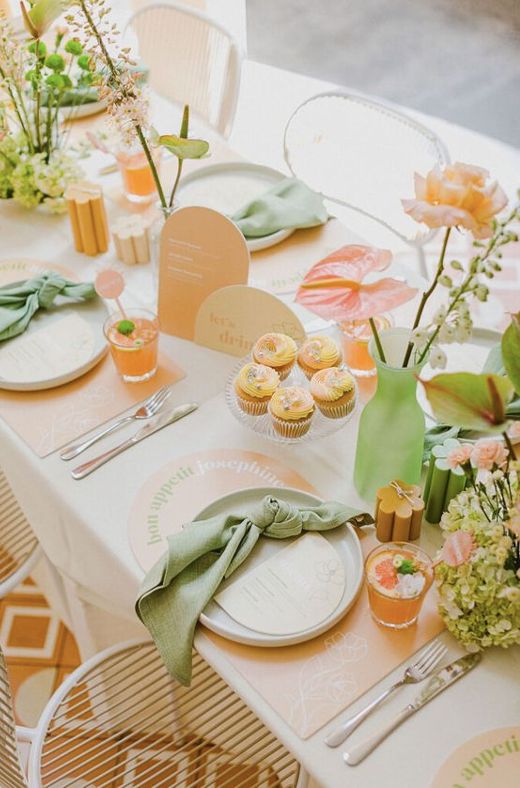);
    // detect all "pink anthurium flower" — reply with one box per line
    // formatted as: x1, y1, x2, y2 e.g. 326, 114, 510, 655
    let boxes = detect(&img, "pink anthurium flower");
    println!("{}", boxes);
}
295, 244, 418, 322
